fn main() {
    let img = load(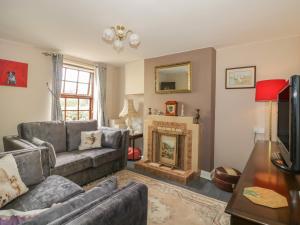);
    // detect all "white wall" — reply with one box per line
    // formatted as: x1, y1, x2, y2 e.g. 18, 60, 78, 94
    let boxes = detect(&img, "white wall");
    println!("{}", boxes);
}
124, 60, 144, 95
0, 39, 52, 151
106, 65, 124, 120
0, 39, 126, 151
215, 36, 300, 172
